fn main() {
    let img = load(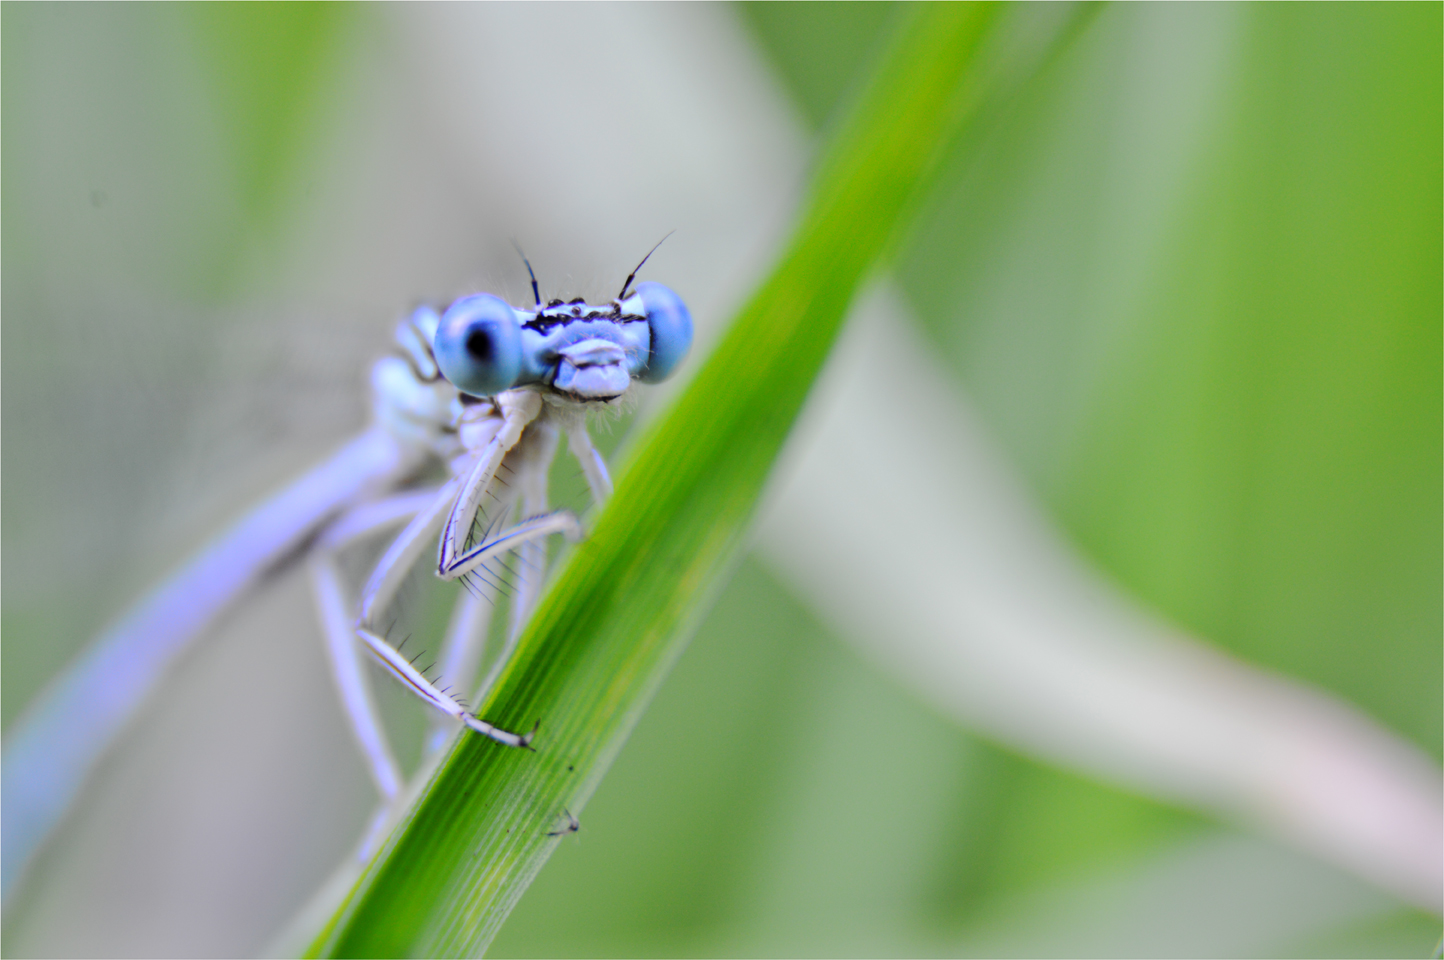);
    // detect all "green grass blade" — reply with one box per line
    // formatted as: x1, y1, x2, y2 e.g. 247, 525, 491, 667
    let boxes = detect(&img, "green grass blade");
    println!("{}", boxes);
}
308, 4, 1029, 955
